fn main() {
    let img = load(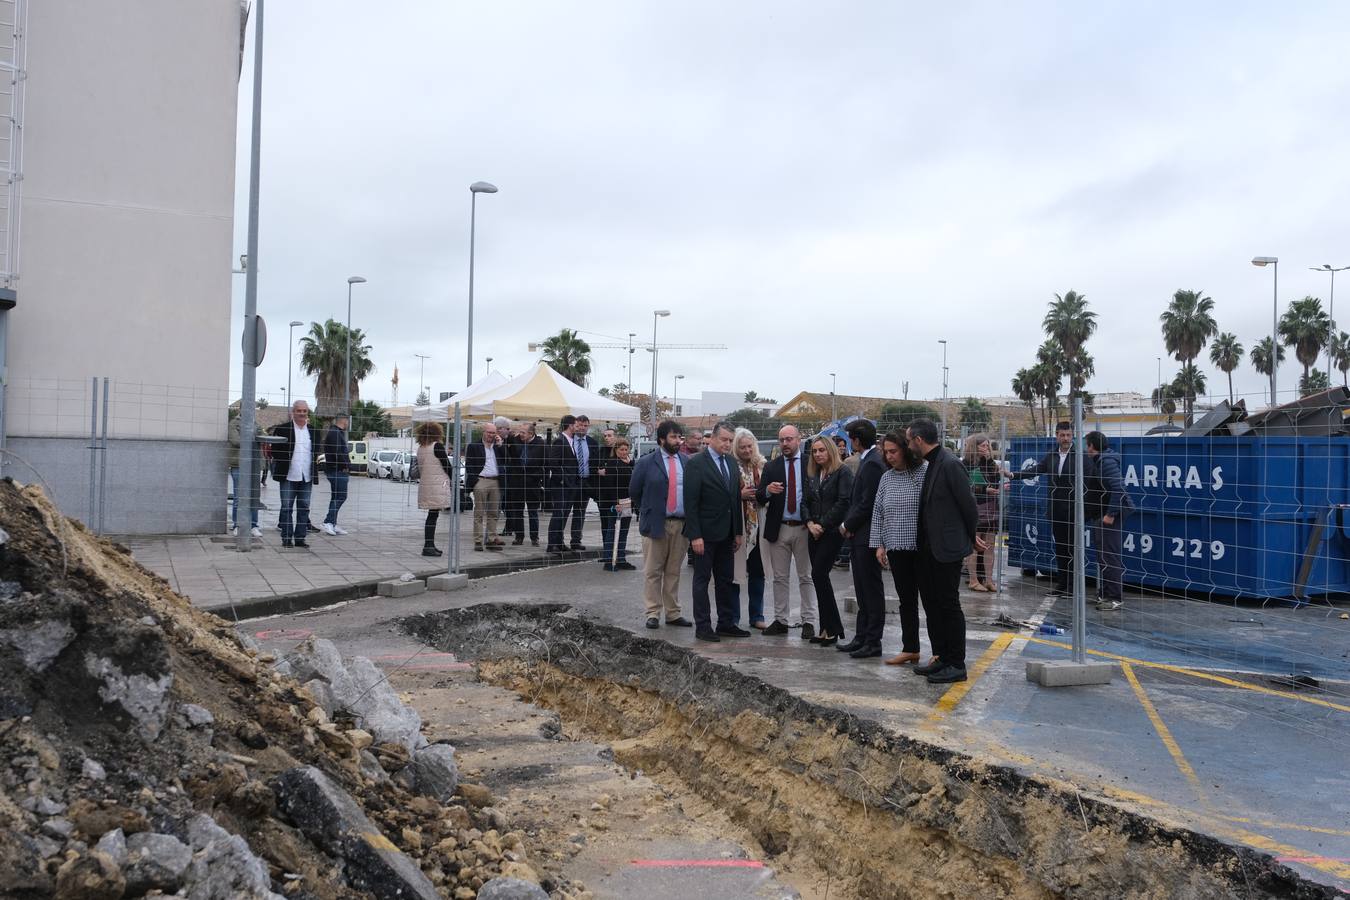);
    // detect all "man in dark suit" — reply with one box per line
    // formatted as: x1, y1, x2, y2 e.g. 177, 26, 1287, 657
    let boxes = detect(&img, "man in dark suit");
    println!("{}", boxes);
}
907, 418, 983, 684
510, 422, 545, 546
1007, 421, 1077, 596
269, 400, 320, 548
493, 417, 519, 540
756, 424, 817, 637
572, 415, 601, 551
545, 415, 583, 553
1085, 430, 1134, 610
836, 419, 888, 659
464, 421, 504, 552
683, 421, 745, 642
629, 419, 694, 630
